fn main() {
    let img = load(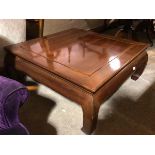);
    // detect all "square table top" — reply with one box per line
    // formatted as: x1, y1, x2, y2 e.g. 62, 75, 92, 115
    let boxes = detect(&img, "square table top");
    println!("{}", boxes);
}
6, 28, 148, 92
